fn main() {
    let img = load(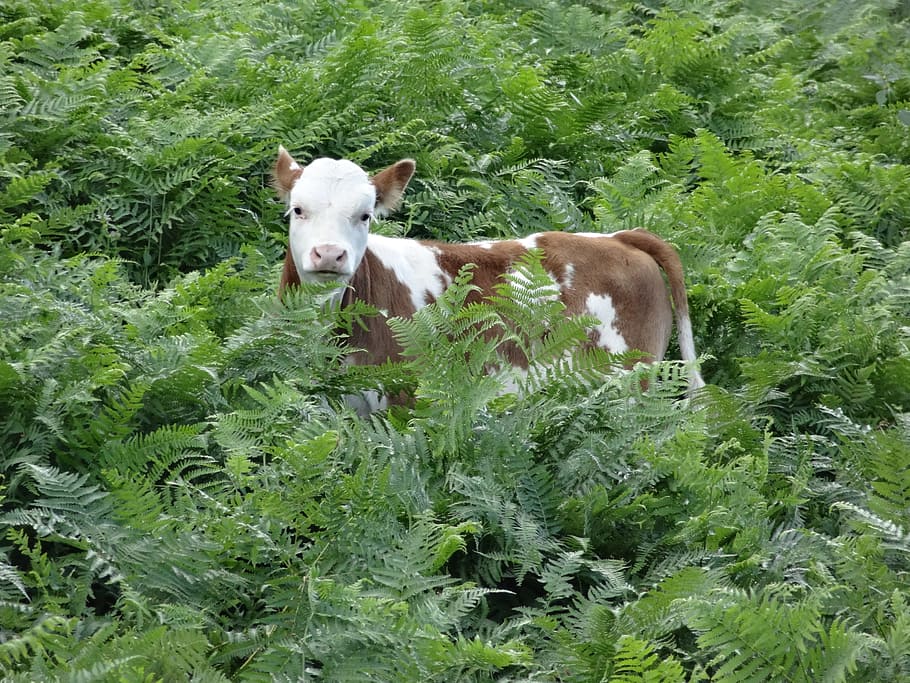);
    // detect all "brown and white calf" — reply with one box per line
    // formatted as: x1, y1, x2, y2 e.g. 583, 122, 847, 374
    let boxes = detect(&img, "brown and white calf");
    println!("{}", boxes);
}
273, 146, 705, 400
